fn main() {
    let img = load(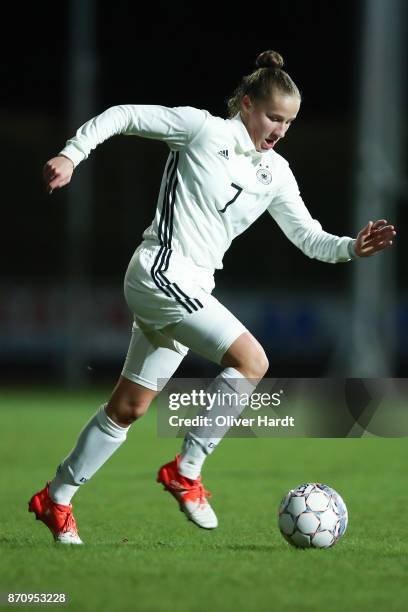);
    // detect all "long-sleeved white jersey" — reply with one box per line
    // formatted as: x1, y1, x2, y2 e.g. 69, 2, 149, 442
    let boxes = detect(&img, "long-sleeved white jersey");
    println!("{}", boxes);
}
60, 105, 355, 272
